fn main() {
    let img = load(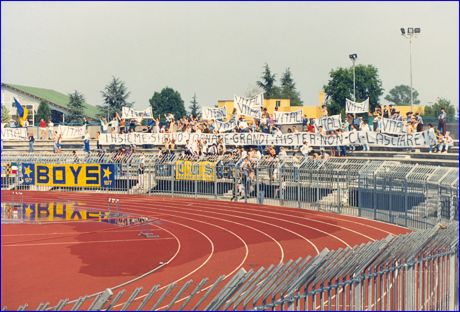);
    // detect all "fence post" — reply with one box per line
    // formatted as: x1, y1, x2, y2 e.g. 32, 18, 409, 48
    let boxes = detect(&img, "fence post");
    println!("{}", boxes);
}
171, 163, 175, 195
404, 179, 408, 227
297, 170, 301, 209
388, 179, 393, 224
449, 250, 457, 310
373, 175, 377, 221
405, 263, 415, 310
437, 185, 442, 223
